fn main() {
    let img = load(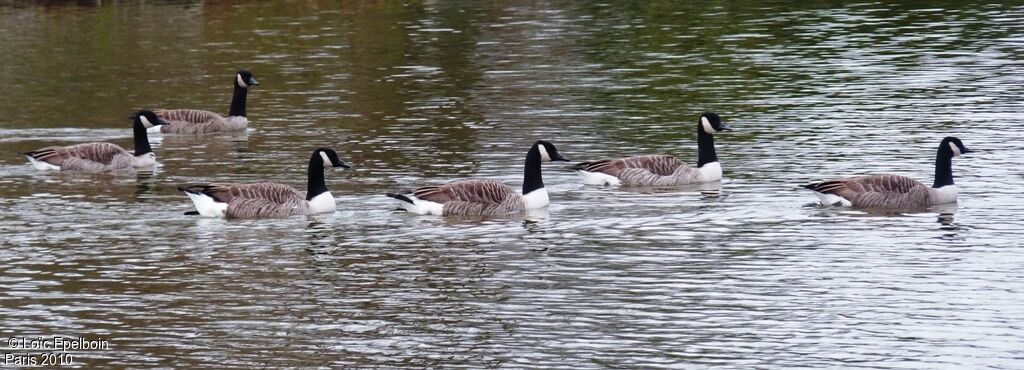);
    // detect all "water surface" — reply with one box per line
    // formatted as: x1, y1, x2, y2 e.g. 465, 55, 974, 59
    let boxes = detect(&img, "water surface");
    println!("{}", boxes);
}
2, 1, 1023, 368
